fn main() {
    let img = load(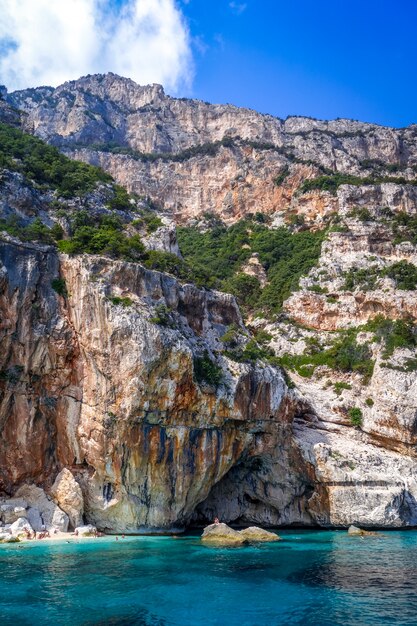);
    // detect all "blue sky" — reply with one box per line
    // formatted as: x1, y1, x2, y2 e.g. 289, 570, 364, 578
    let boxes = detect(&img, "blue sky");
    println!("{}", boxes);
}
180, 0, 417, 127
1, 0, 416, 127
